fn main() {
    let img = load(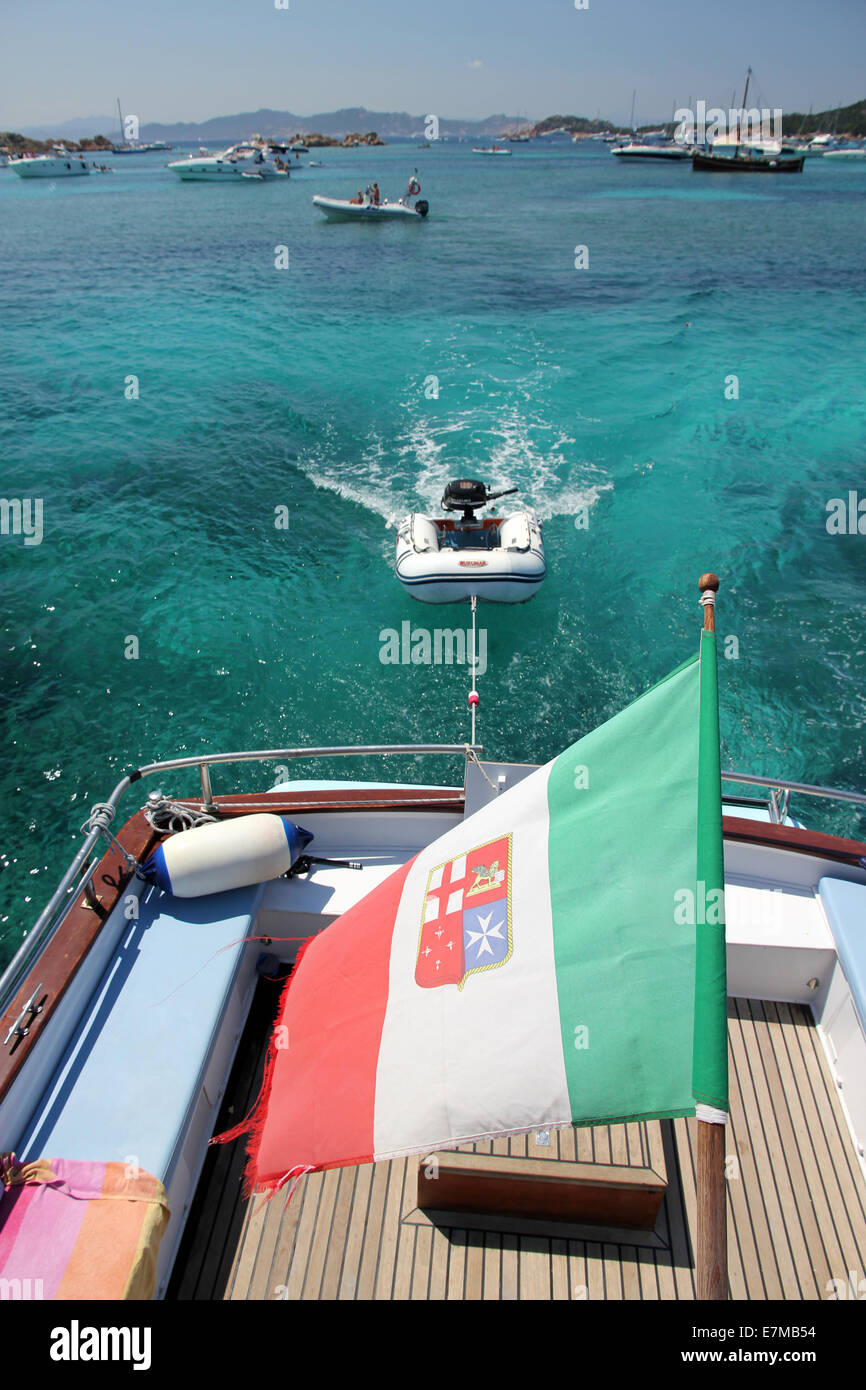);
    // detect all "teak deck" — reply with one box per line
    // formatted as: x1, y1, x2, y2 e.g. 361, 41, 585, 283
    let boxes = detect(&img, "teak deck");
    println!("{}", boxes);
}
170, 995, 866, 1301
